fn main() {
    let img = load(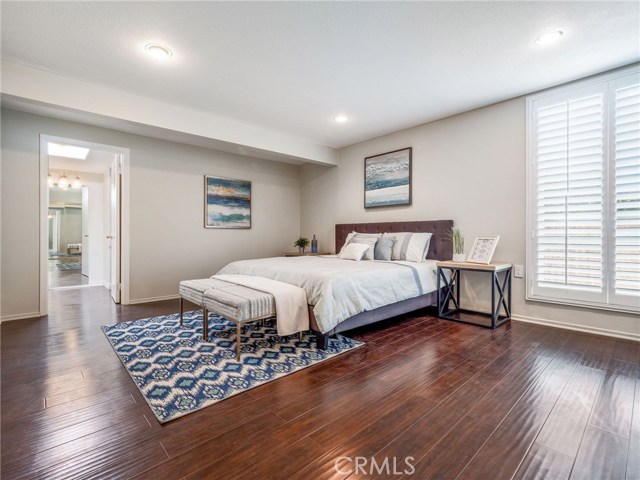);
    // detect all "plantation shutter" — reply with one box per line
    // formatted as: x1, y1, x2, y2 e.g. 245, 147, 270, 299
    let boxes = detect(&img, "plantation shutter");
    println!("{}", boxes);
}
527, 66, 640, 313
613, 82, 640, 302
533, 87, 606, 303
